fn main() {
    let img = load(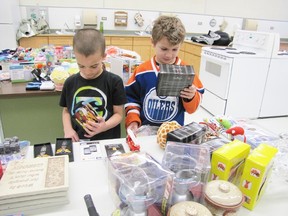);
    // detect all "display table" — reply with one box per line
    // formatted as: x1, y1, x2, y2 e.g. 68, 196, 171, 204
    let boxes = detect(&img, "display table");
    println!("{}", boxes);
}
23, 135, 288, 216
0, 82, 63, 144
